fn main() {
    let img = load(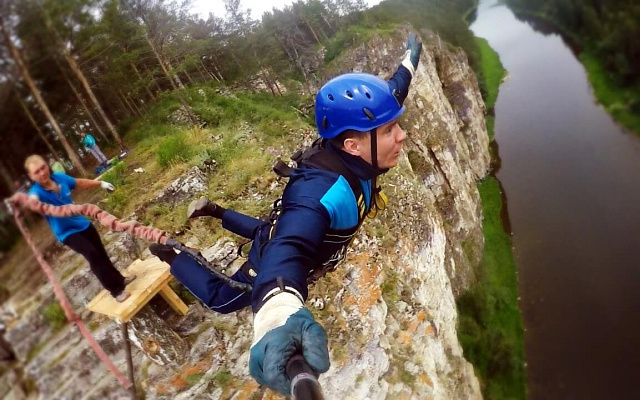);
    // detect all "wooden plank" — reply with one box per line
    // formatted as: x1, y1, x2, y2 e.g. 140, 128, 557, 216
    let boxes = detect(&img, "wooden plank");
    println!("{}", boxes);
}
159, 285, 189, 316
87, 257, 175, 322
